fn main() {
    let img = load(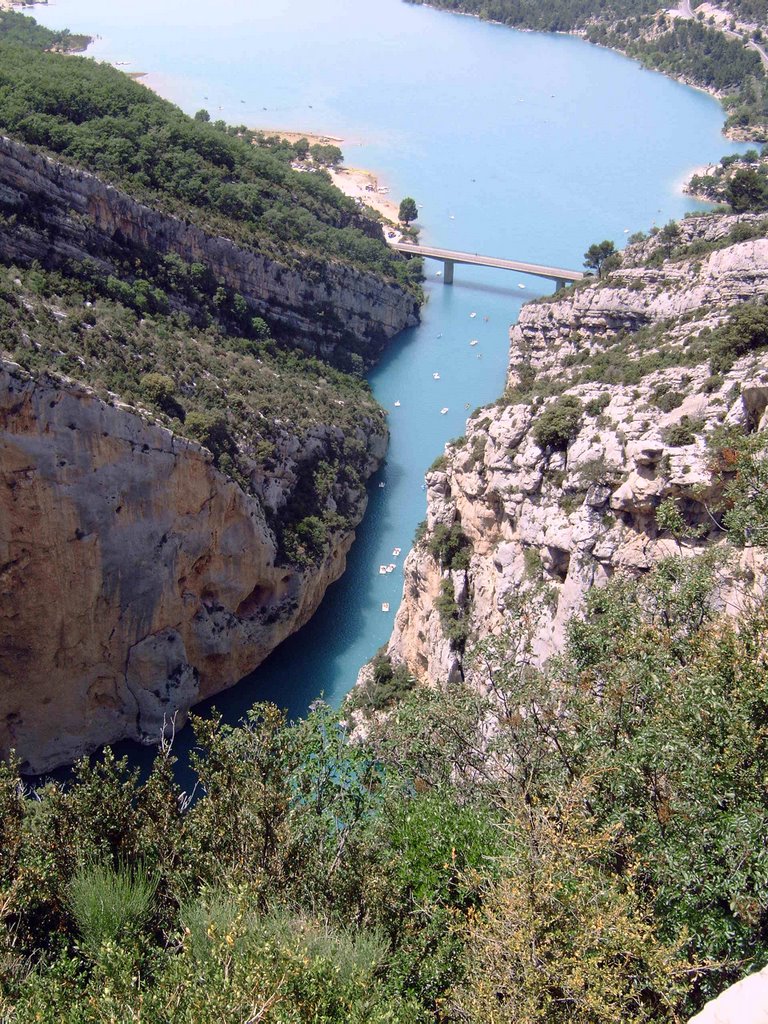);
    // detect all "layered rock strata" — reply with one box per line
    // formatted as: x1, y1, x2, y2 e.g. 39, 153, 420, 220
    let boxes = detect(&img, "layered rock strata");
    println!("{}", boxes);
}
384, 214, 768, 687
0, 360, 385, 772
0, 135, 420, 362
